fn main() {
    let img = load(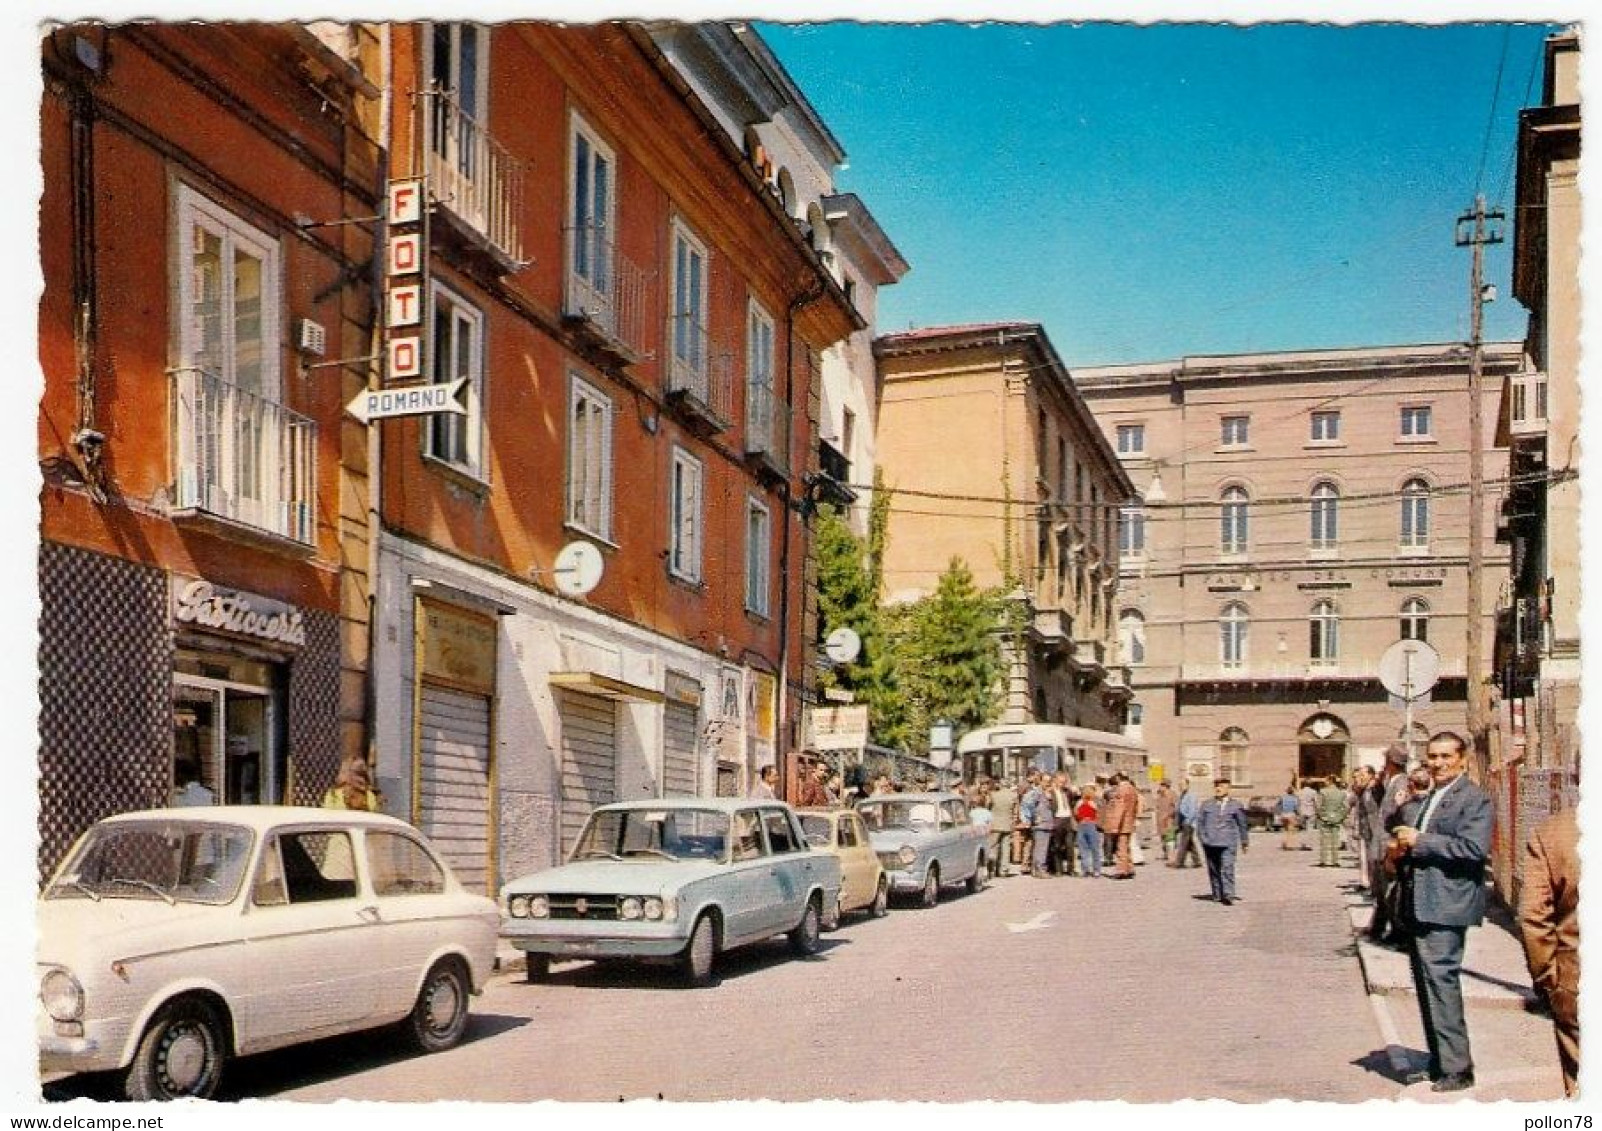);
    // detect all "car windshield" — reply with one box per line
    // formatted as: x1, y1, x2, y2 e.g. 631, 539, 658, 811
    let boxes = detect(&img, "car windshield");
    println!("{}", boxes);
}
798, 814, 833, 848
571, 809, 732, 864
858, 800, 939, 831
45, 820, 254, 906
